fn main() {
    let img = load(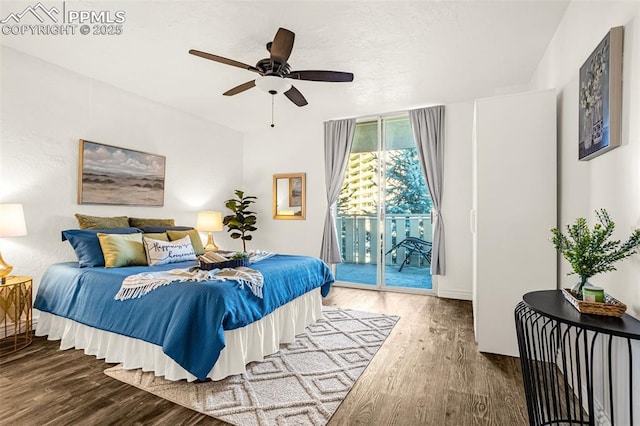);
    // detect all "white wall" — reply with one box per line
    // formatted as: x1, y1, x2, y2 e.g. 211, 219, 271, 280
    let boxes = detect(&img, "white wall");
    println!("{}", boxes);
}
529, 4, 640, 422
529, 1, 640, 318
242, 121, 325, 256
438, 102, 474, 300
0, 46, 244, 293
